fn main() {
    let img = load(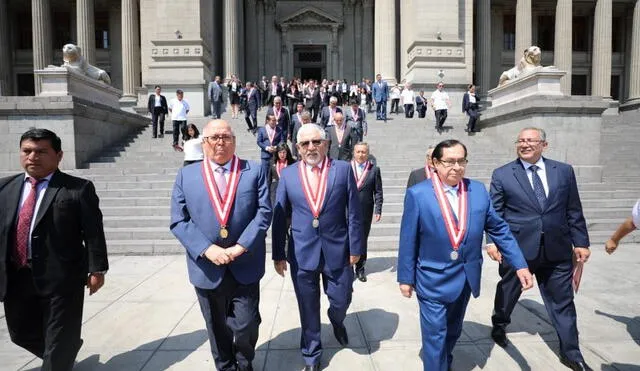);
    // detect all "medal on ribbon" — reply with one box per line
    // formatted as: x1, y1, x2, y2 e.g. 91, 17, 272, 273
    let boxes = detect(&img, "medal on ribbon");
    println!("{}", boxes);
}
202, 156, 241, 239
351, 160, 371, 190
267, 126, 276, 145
432, 174, 468, 260
299, 158, 330, 229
